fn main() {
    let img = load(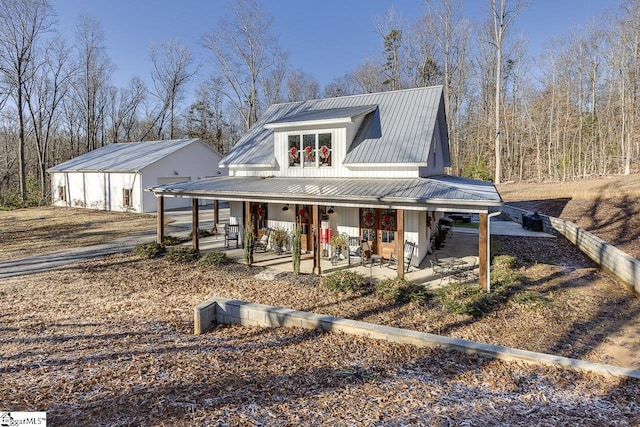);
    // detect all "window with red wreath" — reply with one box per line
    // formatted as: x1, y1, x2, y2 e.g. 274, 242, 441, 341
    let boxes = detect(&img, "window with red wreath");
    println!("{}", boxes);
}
319, 133, 332, 166
287, 132, 332, 168
288, 135, 301, 167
